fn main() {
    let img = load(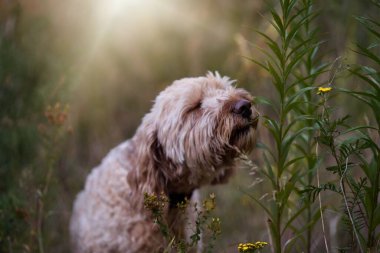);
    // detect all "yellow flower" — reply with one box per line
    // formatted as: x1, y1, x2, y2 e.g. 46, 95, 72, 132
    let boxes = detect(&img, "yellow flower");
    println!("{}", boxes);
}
208, 217, 221, 235
203, 193, 216, 211
238, 241, 269, 252
317, 87, 332, 94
